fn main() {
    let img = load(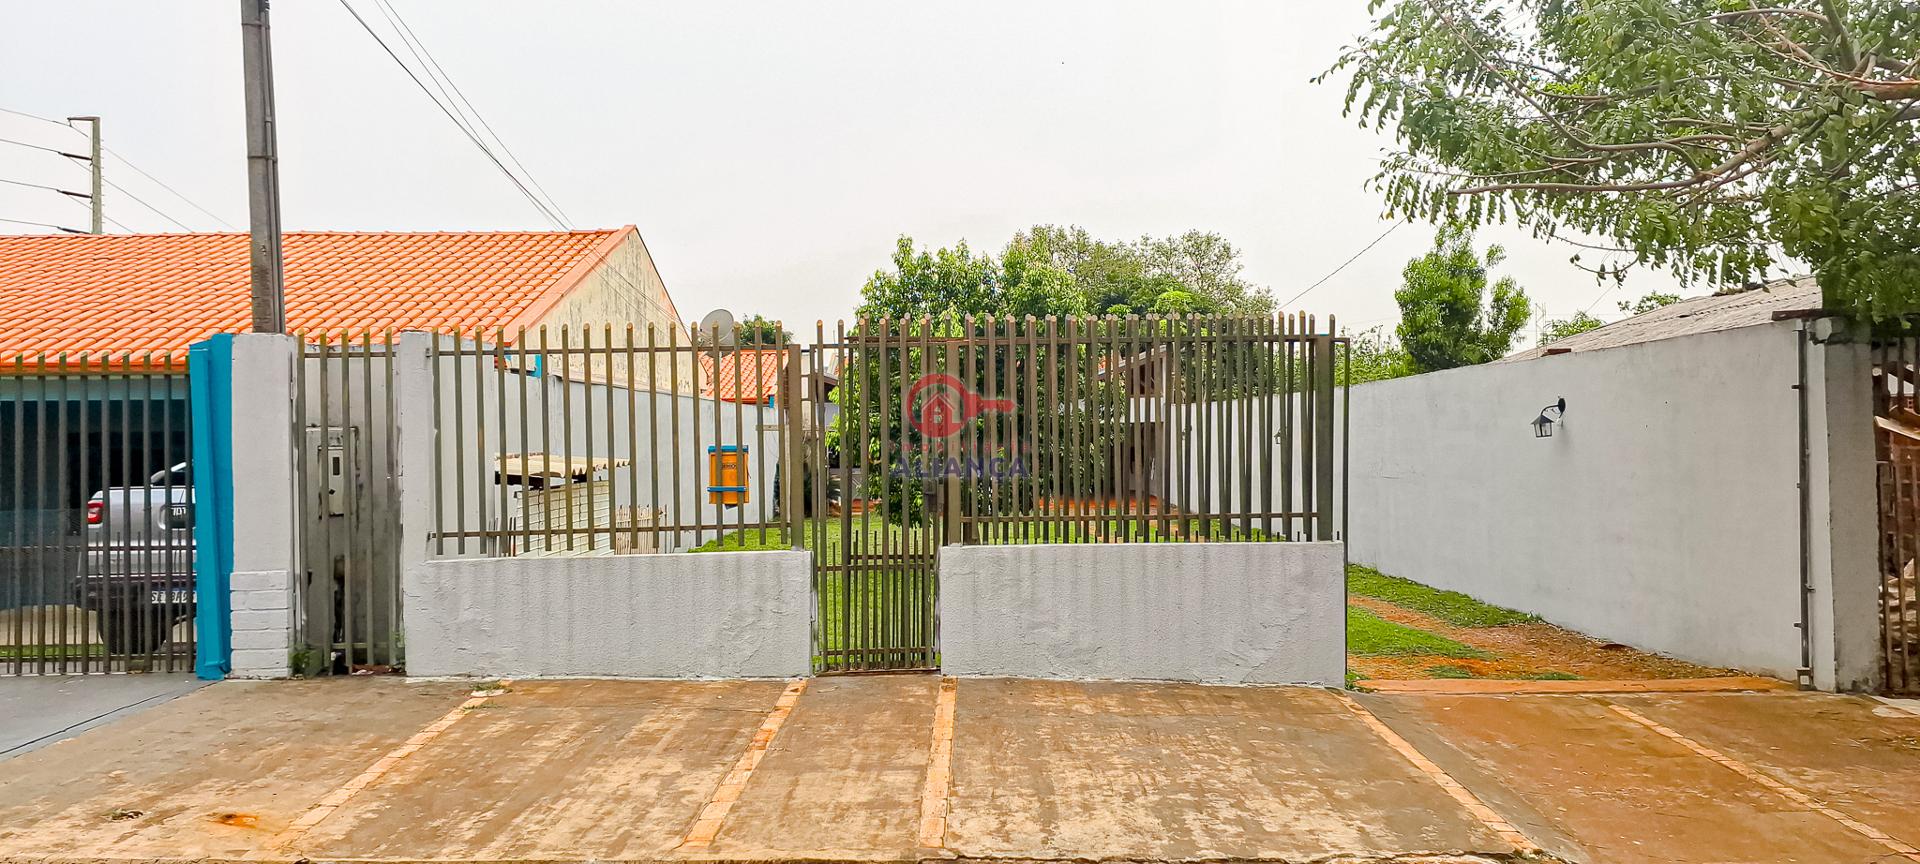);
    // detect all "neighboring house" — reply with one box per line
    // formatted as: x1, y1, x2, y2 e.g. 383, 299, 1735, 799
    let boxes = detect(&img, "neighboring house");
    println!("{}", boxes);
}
1344, 277, 1919, 693
0, 226, 689, 378
0, 227, 692, 569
